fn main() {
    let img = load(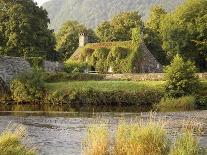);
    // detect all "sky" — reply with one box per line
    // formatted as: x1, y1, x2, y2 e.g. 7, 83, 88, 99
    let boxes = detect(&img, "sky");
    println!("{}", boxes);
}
34, 0, 50, 6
